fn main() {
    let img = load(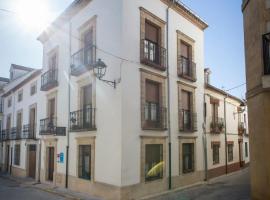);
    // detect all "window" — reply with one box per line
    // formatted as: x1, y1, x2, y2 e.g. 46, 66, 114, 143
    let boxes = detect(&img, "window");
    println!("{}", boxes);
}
145, 80, 160, 124
228, 144, 234, 162
6, 115, 11, 131
30, 83, 37, 96
83, 29, 94, 65
16, 112, 22, 134
180, 41, 192, 76
145, 144, 163, 182
245, 142, 249, 157
49, 53, 57, 70
212, 144, 220, 164
180, 90, 192, 131
18, 90, 23, 102
263, 33, 270, 75
8, 97, 12, 107
182, 143, 194, 173
14, 144, 20, 165
212, 103, 218, 123
78, 145, 91, 180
